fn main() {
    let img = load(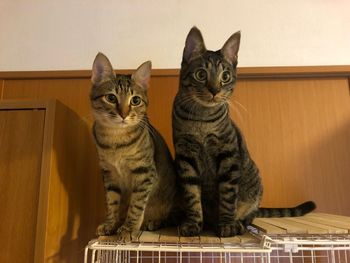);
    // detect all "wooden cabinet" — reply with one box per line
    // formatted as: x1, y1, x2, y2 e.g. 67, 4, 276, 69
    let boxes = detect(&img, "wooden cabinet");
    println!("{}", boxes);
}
0, 109, 45, 262
0, 100, 104, 263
